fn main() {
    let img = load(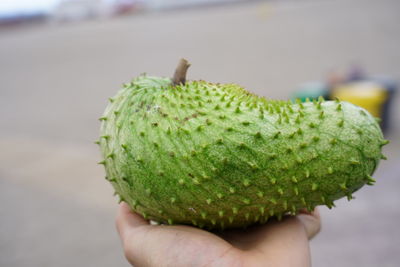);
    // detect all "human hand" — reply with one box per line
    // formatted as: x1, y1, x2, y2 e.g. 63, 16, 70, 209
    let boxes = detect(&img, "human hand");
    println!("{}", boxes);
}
116, 202, 321, 267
